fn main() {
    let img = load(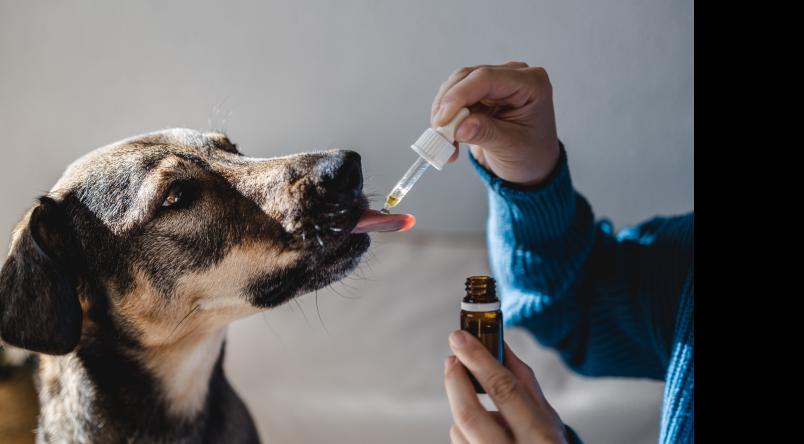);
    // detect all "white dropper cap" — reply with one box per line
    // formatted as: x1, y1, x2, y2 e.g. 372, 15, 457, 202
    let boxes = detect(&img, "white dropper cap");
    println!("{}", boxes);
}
410, 107, 470, 170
